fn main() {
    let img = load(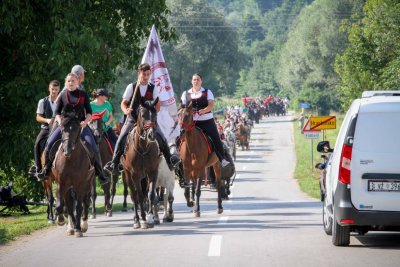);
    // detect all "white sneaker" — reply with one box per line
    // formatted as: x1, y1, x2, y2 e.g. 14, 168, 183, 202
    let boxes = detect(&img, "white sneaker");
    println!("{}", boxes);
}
221, 159, 230, 167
